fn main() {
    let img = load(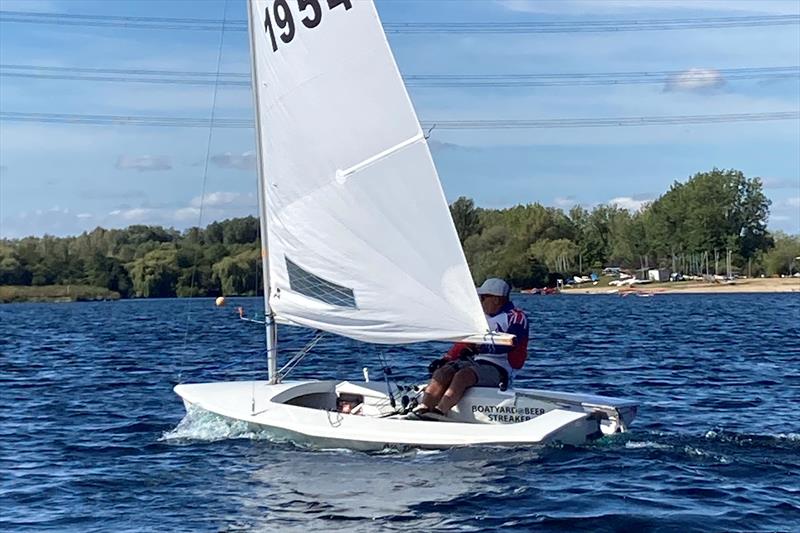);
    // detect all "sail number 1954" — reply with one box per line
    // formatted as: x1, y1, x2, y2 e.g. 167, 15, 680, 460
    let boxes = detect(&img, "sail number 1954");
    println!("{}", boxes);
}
263, 0, 352, 52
